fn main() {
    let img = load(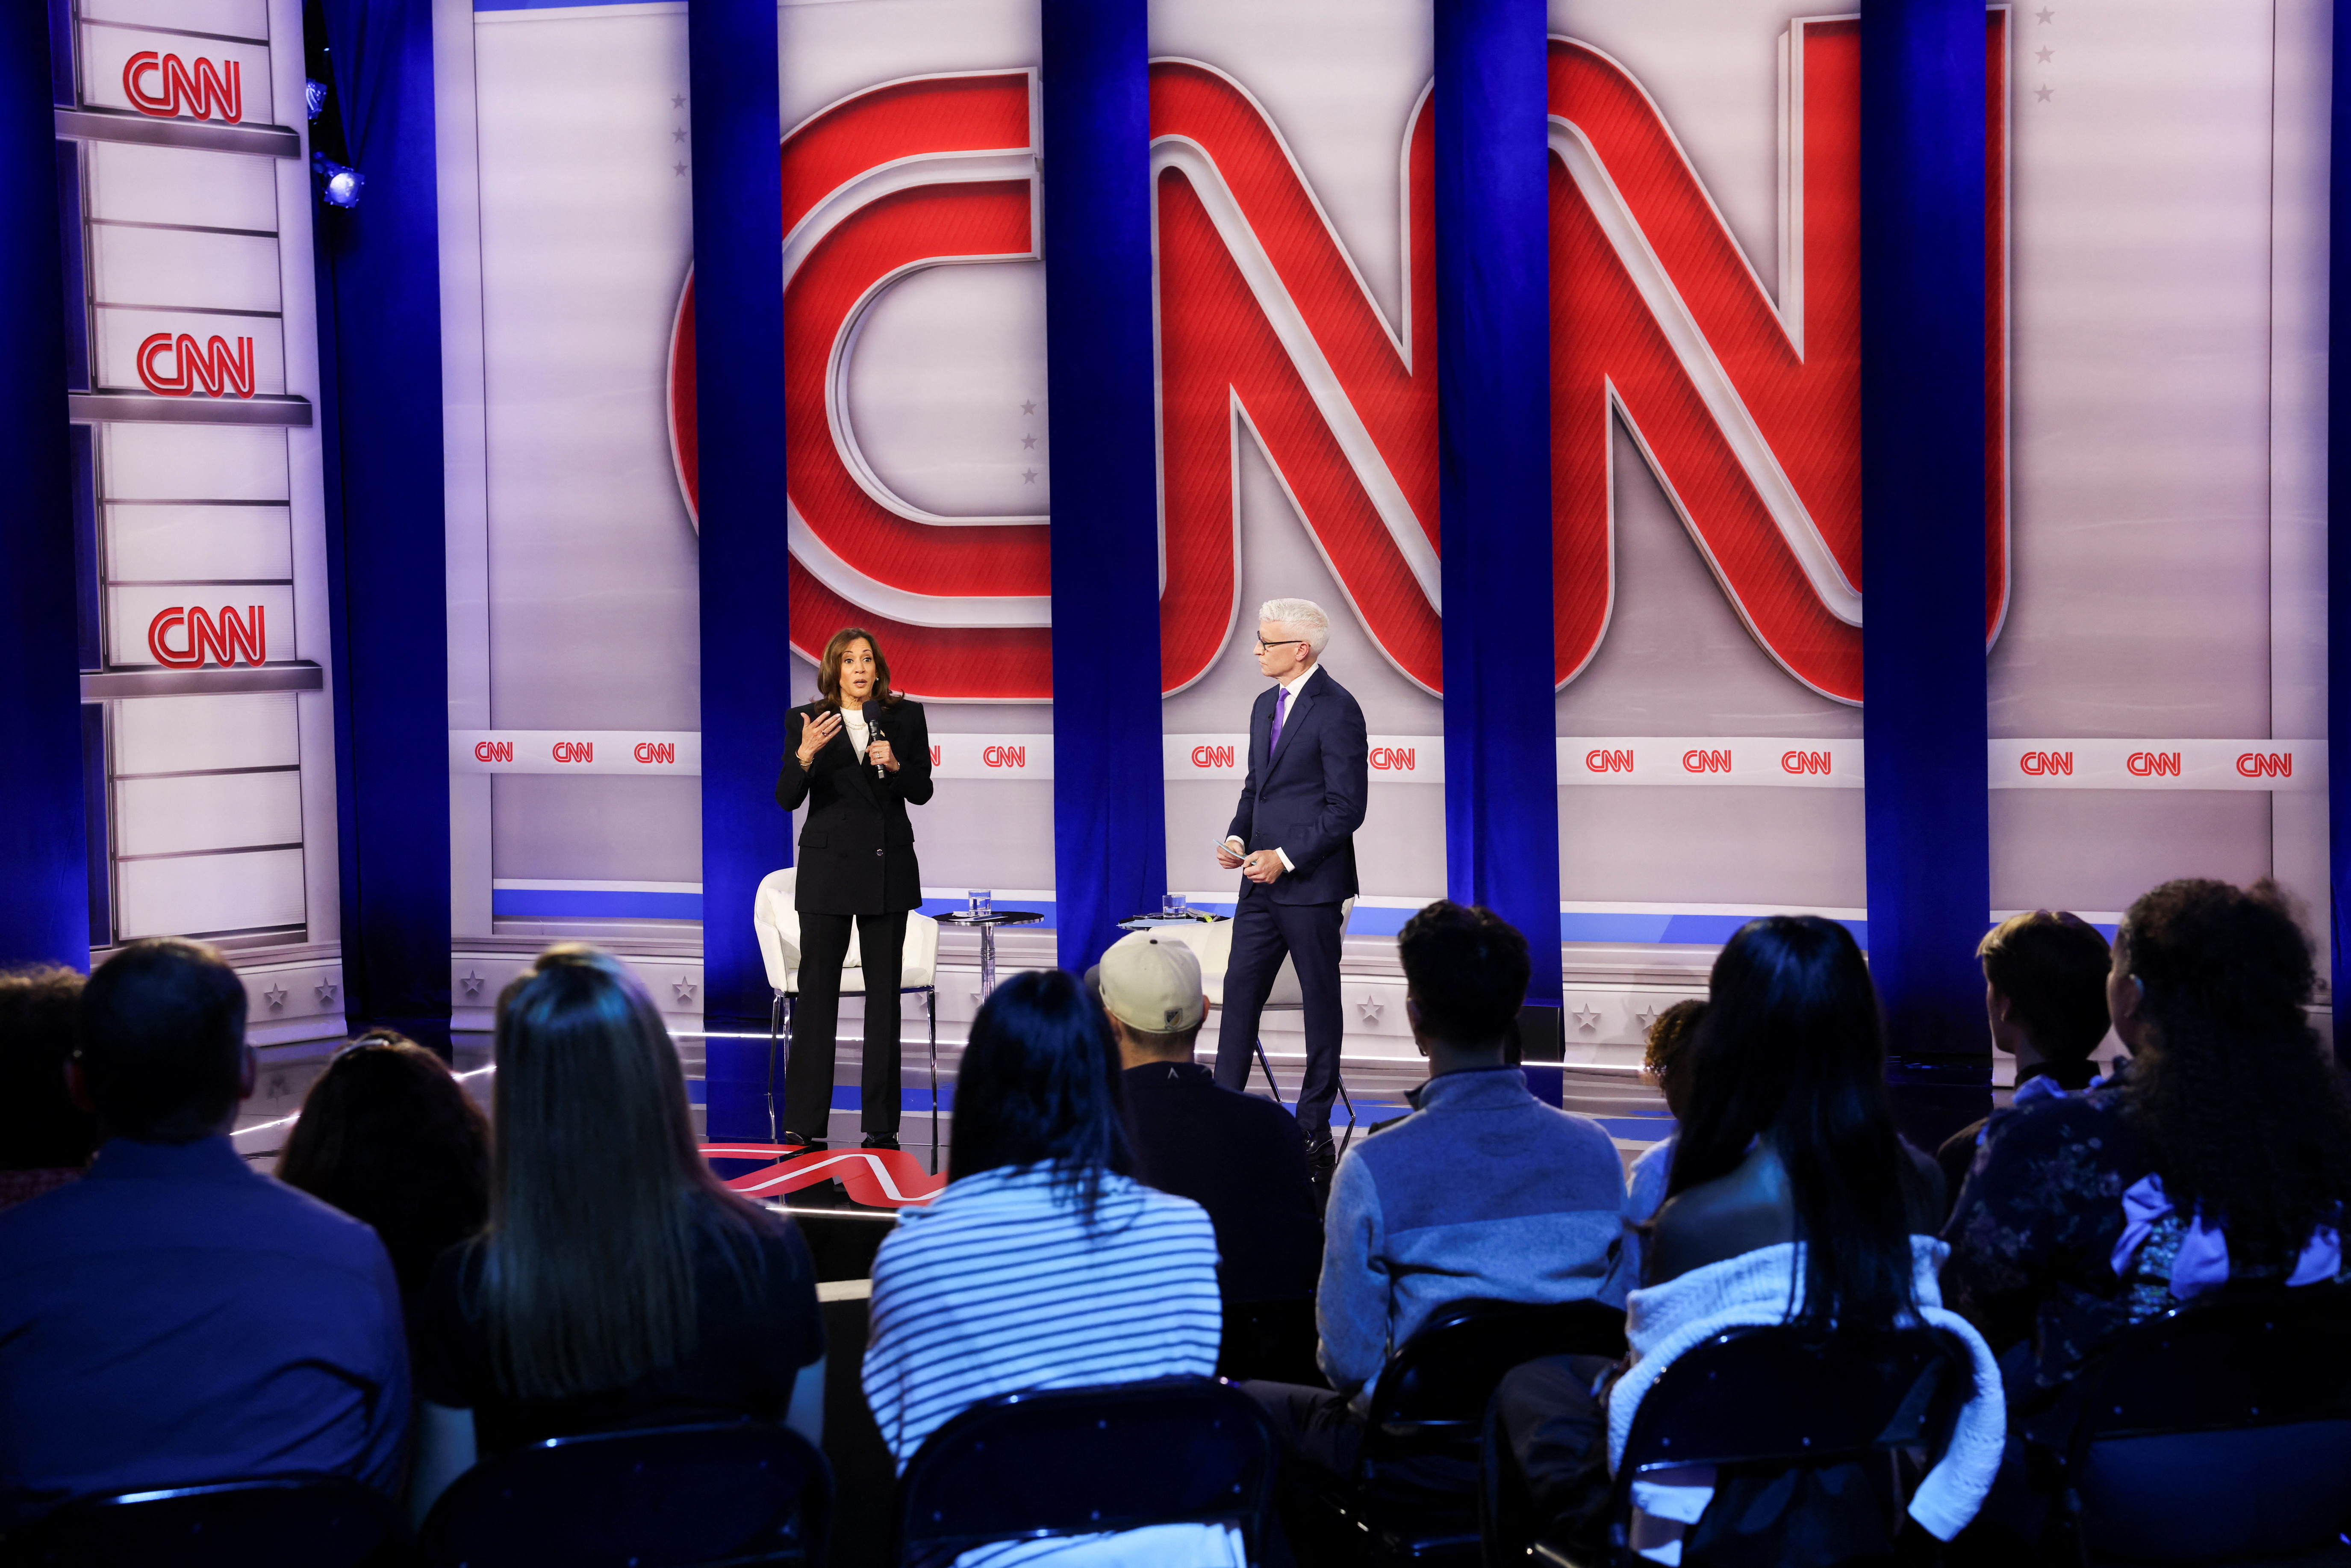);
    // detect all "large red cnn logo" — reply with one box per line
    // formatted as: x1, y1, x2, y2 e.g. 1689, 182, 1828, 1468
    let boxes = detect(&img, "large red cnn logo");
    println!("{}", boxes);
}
136, 333, 256, 399
148, 605, 265, 669
669, 27, 2008, 702
123, 52, 243, 122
